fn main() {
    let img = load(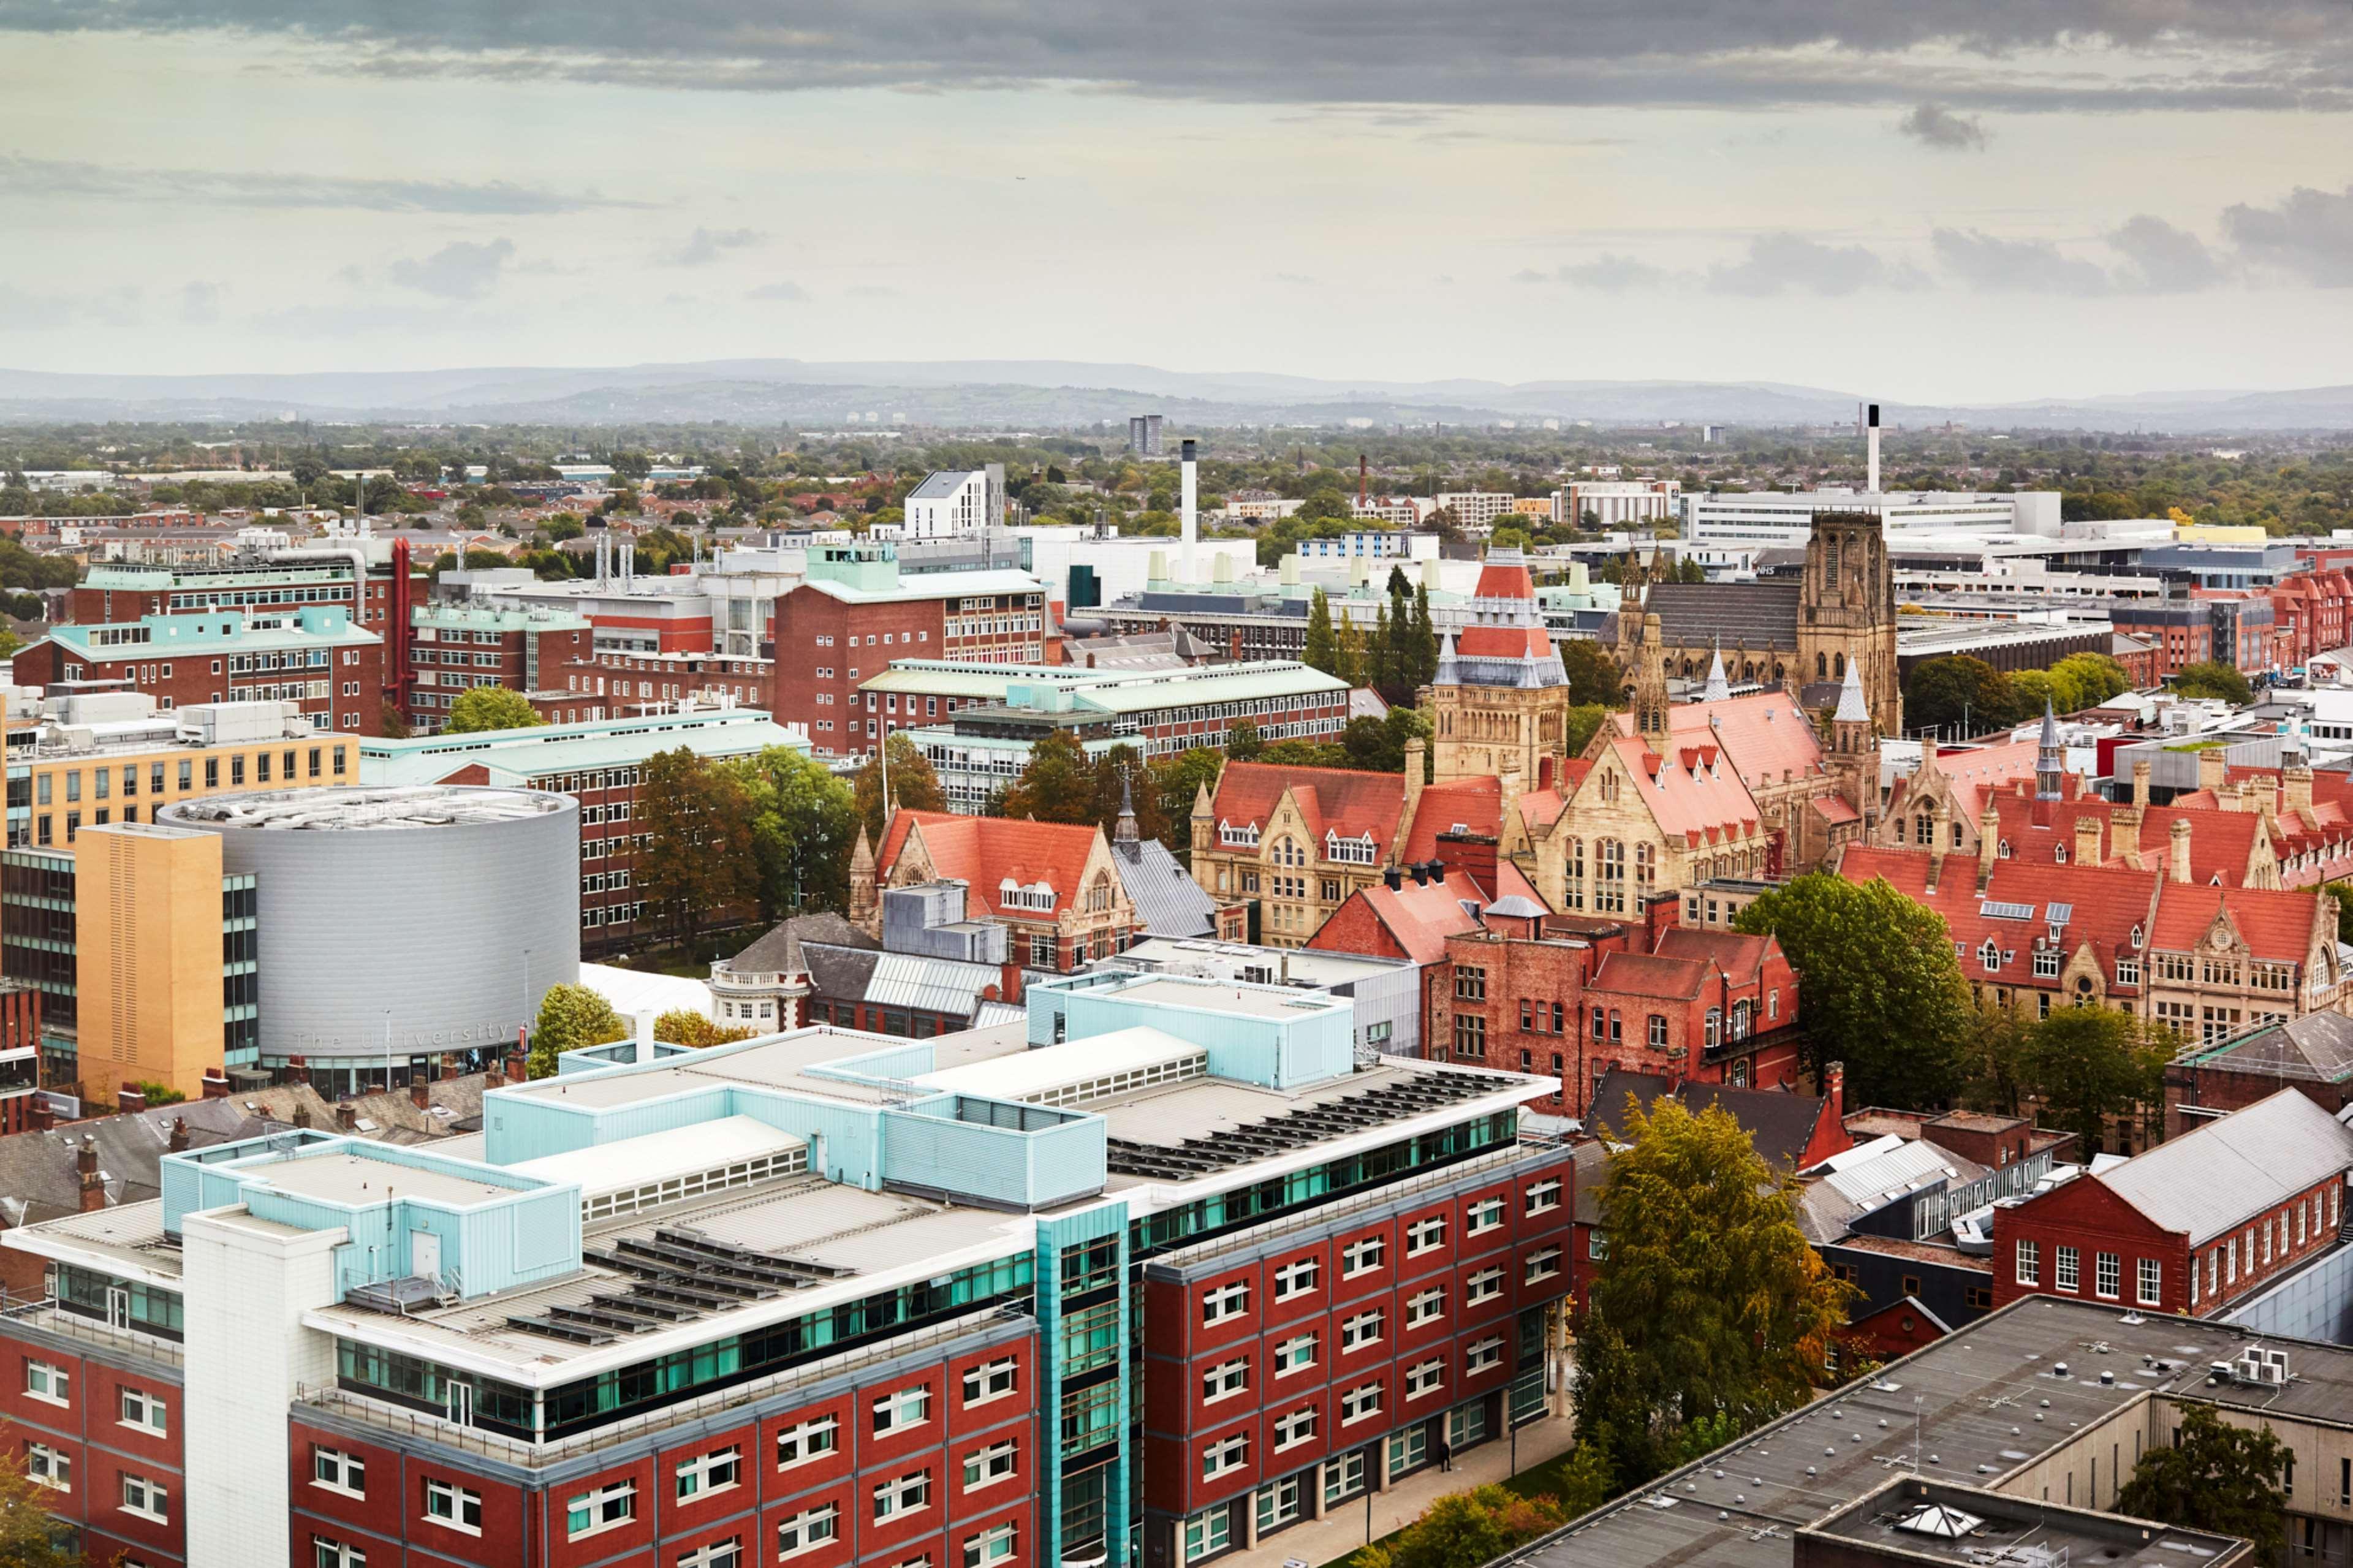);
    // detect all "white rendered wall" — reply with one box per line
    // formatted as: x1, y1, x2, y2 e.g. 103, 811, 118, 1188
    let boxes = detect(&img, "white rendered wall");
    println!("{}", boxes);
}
183, 1208, 347, 1568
